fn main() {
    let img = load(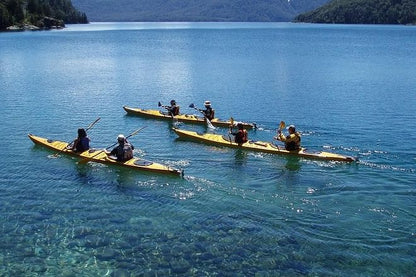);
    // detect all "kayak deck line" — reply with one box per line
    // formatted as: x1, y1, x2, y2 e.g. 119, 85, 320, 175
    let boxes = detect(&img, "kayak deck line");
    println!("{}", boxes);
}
28, 134, 184, 177
173, 128, 357, 163
123, 106, 257, 129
